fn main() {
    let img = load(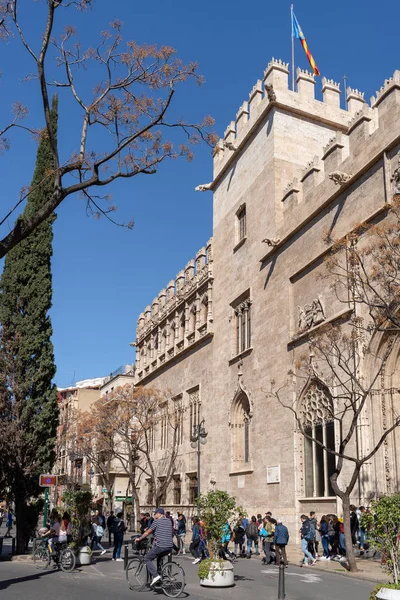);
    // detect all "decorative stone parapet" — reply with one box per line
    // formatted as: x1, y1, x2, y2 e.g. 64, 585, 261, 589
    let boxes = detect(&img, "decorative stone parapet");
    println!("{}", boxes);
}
321, 77, 341, 108
296, 68, 315, 100
264, 58, 289, 91
346, 87, 365, 113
